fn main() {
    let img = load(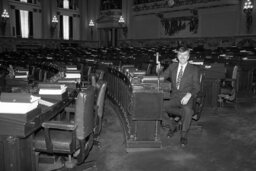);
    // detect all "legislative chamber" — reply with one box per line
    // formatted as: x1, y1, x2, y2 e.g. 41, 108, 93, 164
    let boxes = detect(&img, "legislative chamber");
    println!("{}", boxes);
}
0, 0, 256, 171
